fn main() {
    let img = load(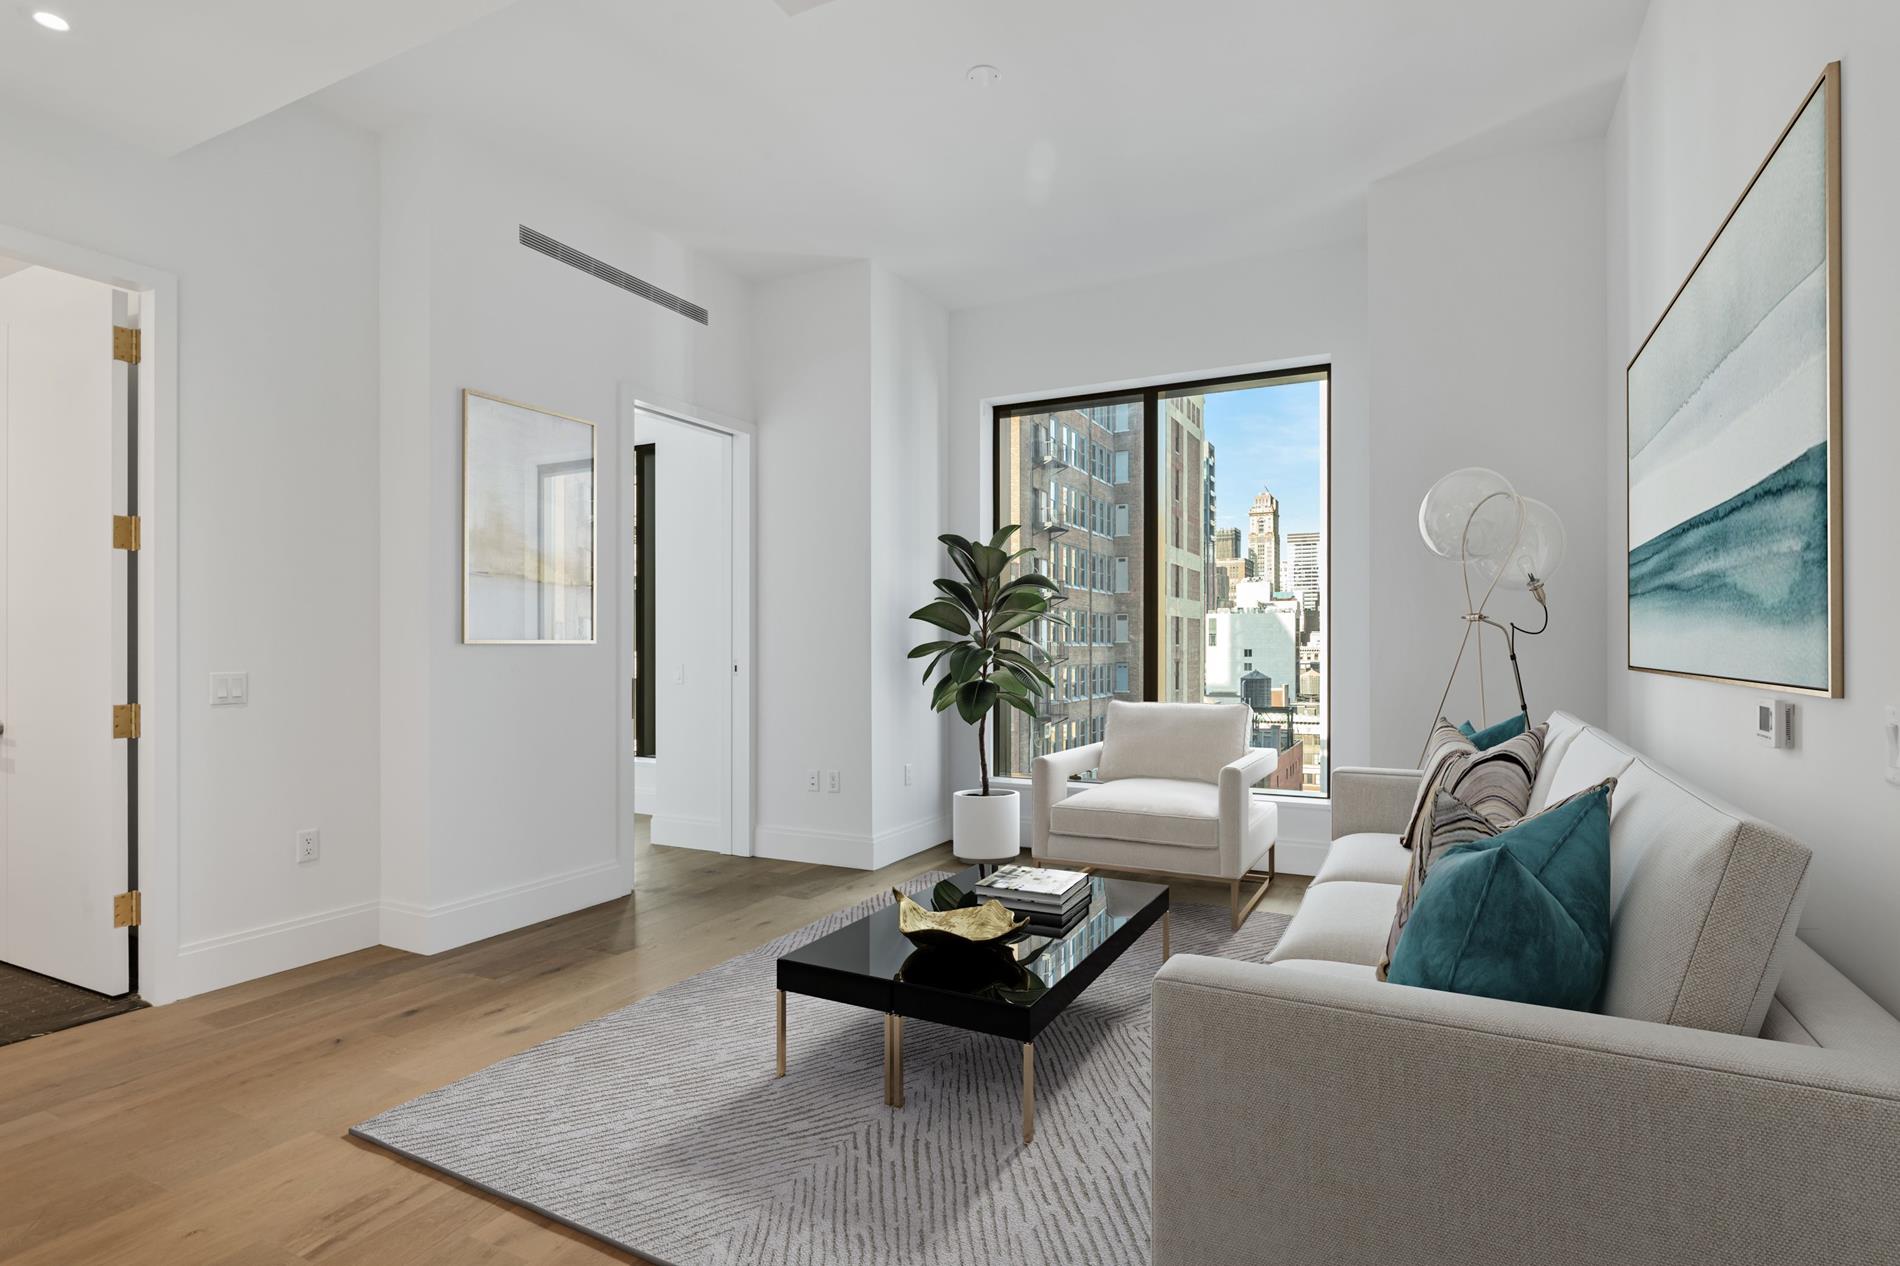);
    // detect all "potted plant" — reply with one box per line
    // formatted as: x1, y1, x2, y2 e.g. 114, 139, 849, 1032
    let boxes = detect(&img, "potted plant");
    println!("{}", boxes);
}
909, 525, 1059, 861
